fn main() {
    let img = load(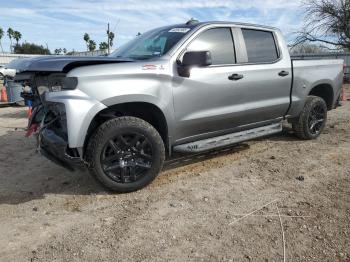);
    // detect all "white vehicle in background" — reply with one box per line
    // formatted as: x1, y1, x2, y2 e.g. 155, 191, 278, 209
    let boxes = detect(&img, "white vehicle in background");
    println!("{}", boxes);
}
0, 64, 16, 79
